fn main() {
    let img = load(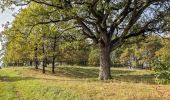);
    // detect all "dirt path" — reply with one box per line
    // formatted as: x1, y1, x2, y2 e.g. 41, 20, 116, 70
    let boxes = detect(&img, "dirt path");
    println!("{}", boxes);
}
12, 85, 21, 100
